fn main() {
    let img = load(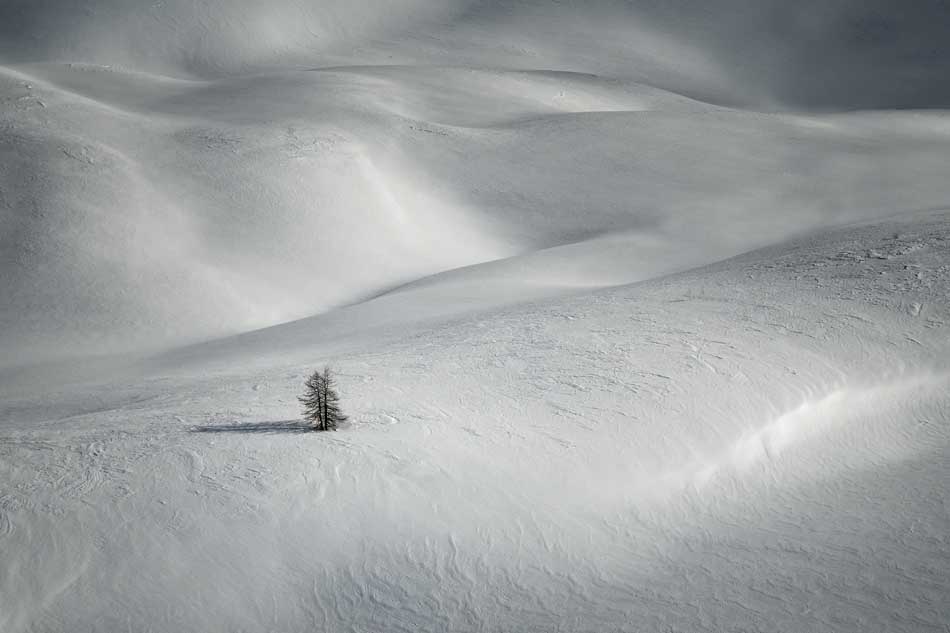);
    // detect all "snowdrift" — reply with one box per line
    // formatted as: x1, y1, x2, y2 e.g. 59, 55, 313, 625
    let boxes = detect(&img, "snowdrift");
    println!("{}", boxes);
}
3, 1, 949, 109
2, 210, 948, 632
4, 1, 950, 366
2, 3, 950, 631
4, 58, 950, 366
